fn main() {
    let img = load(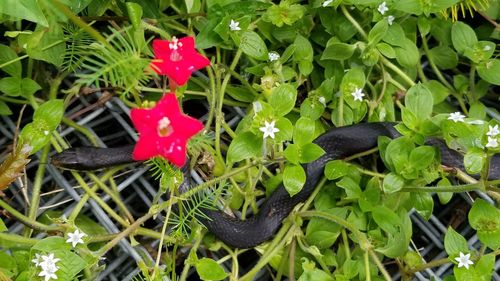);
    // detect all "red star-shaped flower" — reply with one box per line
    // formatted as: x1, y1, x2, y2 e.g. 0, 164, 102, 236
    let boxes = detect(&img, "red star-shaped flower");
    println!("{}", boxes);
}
151, 36, 211, 86
130, 93, 204, 167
